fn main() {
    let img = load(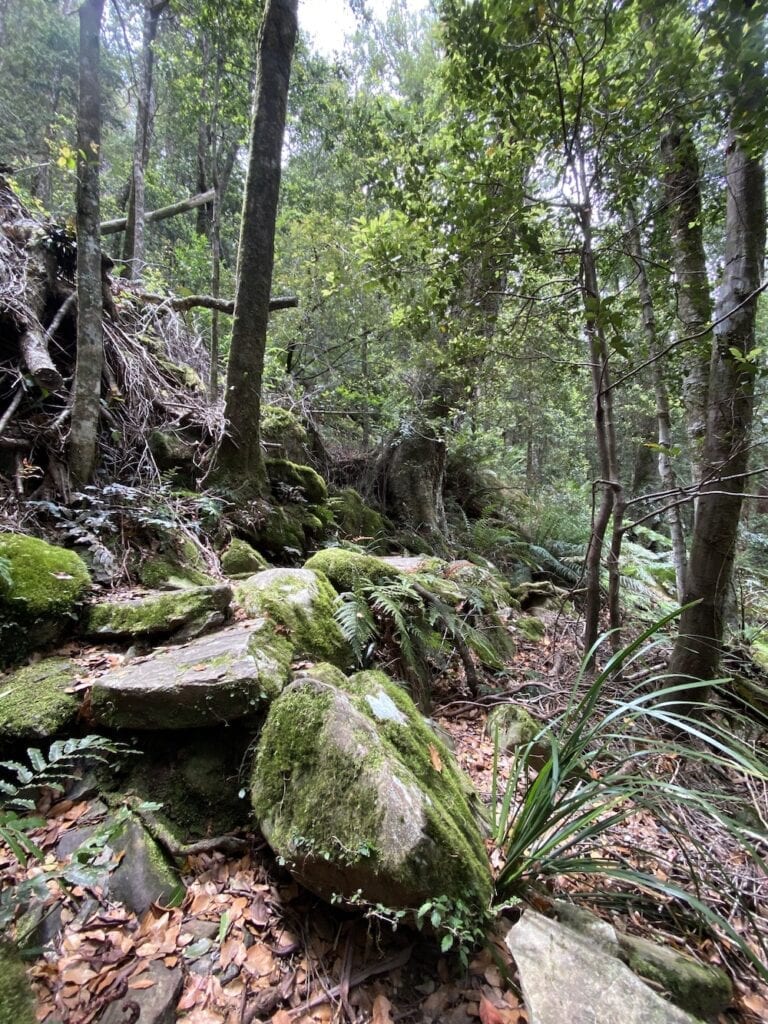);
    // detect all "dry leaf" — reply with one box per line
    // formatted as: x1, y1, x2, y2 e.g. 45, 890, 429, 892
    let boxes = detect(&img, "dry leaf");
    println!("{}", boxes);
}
479, 995, 505, 1024
372, 993, 394, 1024
428, 744, 443, 772
271, 1011, 293, 1024
128, 978, 158, 990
